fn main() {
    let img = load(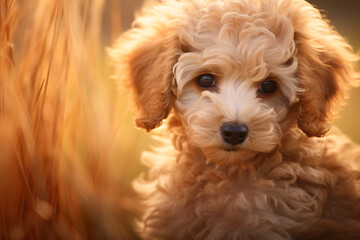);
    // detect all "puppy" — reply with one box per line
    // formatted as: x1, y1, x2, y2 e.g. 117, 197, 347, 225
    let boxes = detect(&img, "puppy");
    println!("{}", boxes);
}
110, 0, 360, 239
